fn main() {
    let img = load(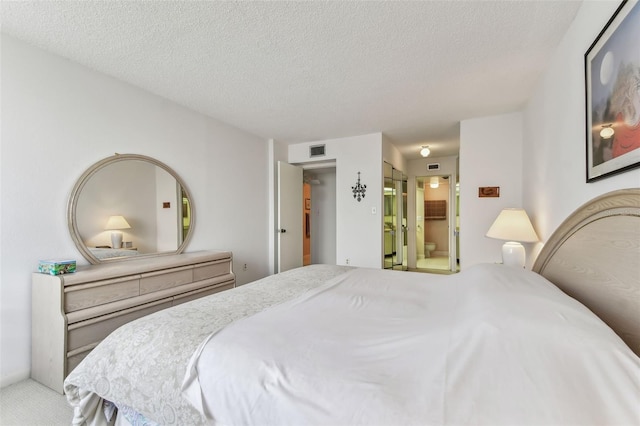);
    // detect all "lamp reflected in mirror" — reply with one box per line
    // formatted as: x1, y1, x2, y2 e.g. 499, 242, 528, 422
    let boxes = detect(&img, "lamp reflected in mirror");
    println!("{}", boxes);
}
105, 215, 131, 249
